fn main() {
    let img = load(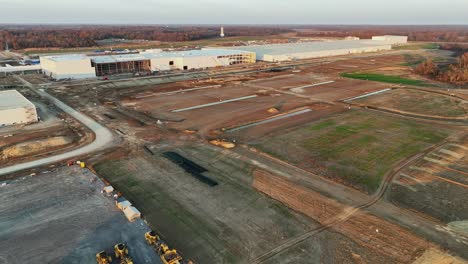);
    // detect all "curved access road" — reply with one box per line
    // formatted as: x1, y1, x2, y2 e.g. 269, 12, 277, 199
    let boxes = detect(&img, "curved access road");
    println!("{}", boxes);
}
0, 80, 114, 176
